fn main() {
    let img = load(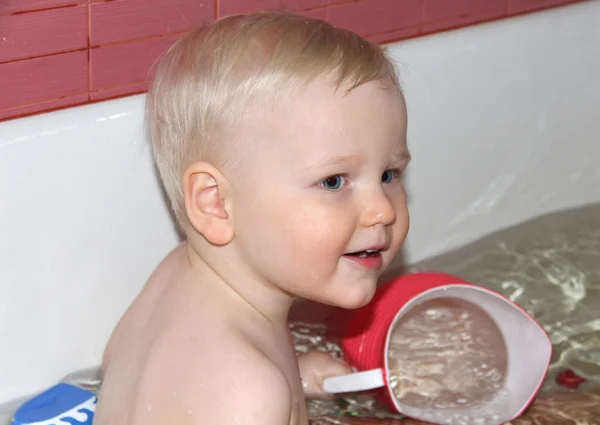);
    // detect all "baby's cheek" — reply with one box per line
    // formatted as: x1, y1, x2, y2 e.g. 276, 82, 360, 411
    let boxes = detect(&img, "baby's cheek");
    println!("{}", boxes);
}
392, 207, 410, 248
277, 201, 353, 268
293, 205, 349, 243
288, 222, 345, 263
